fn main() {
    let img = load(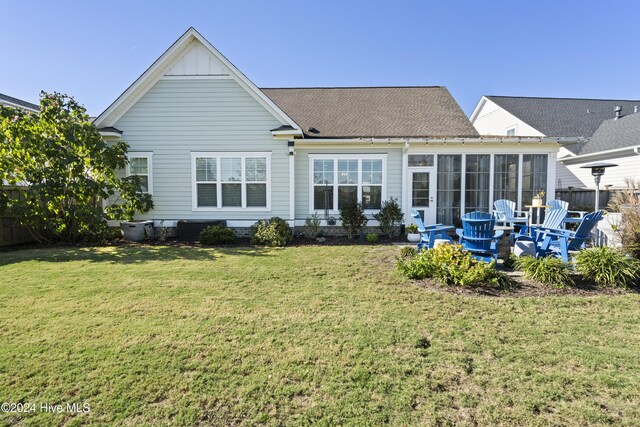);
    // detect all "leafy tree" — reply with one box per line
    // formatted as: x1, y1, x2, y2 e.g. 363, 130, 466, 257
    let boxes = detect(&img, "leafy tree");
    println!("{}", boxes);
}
0, 91, 153, 243
339, 200, 368, 239
373, 197, 404, 238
